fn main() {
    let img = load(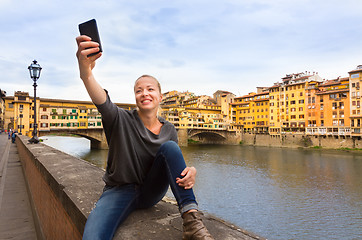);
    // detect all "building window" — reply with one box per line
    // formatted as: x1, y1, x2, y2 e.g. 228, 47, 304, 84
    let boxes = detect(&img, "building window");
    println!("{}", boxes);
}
351, 73, 359, 78
8, 103, 13, 108
330, 94, 337, 99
